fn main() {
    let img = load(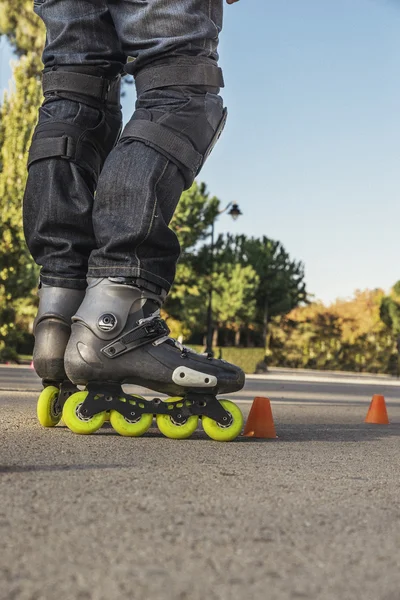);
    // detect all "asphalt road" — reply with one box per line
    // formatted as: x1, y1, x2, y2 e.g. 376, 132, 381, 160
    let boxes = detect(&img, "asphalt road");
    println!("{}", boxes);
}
1, 366, 399, 600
